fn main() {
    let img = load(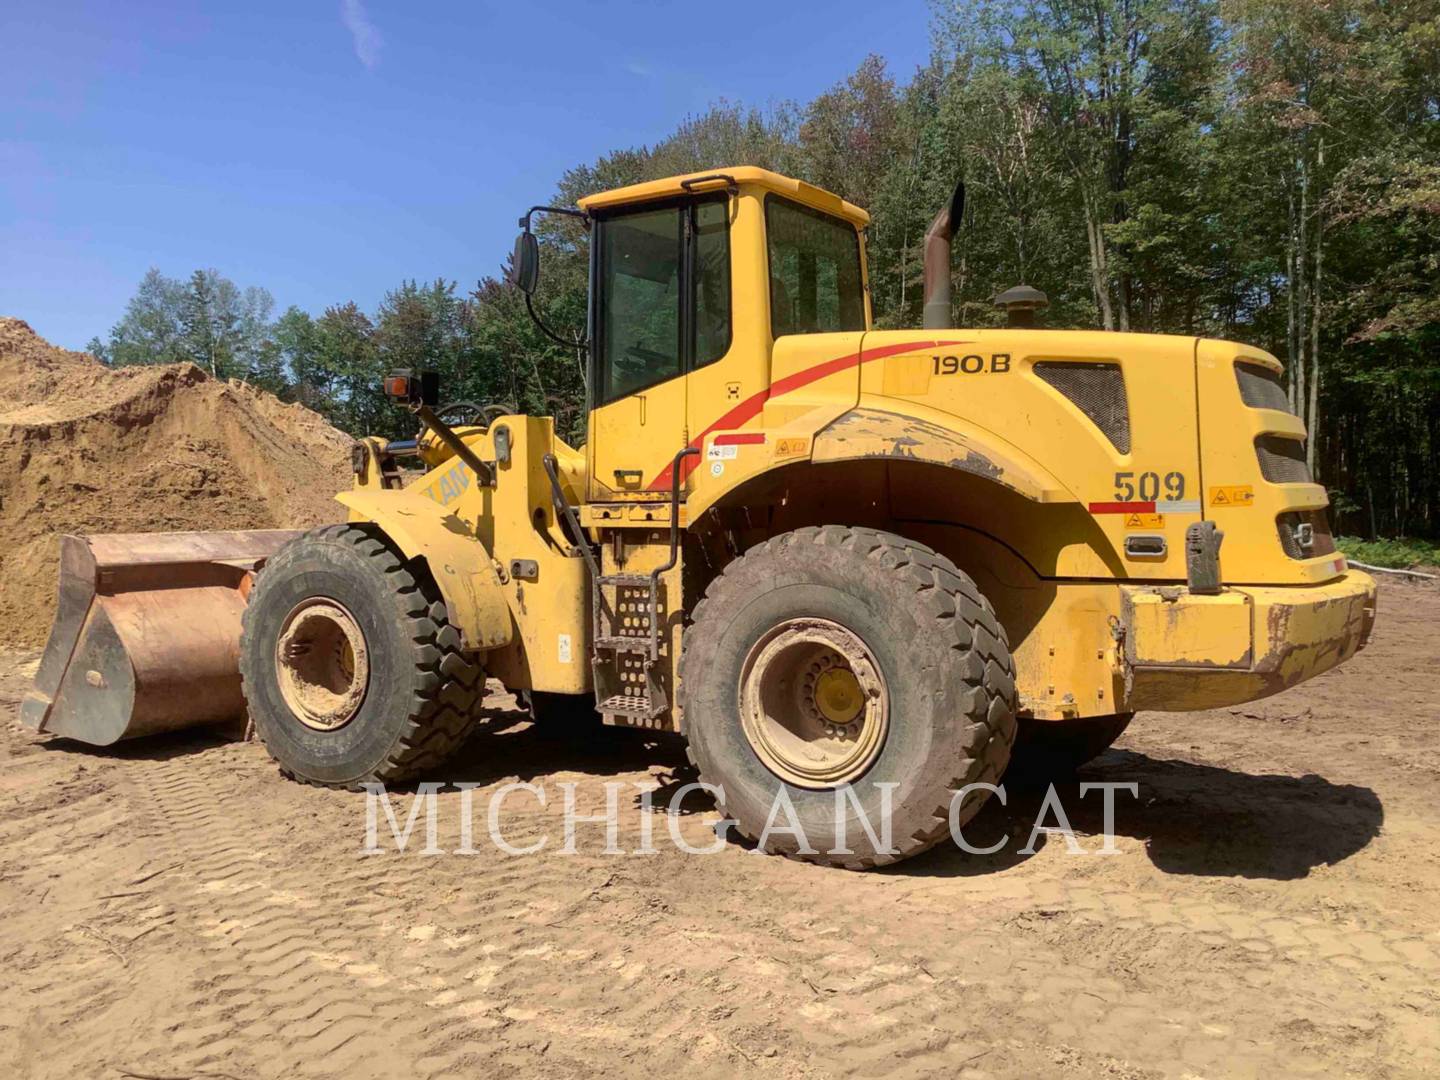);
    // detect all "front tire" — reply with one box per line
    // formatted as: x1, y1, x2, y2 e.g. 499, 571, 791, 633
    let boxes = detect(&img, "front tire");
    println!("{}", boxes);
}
239, 524, 485, 788
679, 526, 1017, 869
